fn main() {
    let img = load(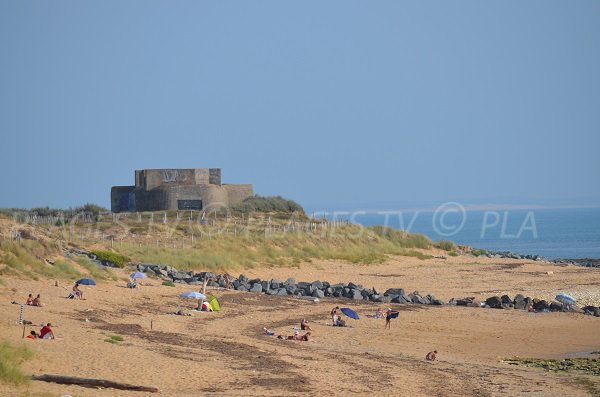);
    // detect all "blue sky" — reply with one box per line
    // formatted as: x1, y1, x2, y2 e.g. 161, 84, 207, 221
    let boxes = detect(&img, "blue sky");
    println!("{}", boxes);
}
1, 1, 599, 212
